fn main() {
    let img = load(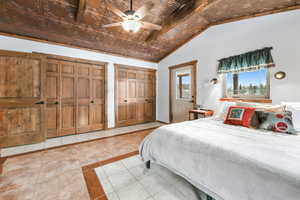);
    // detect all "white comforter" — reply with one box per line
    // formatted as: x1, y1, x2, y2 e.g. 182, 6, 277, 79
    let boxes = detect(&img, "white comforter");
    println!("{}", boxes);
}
139, 118, 300, 200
